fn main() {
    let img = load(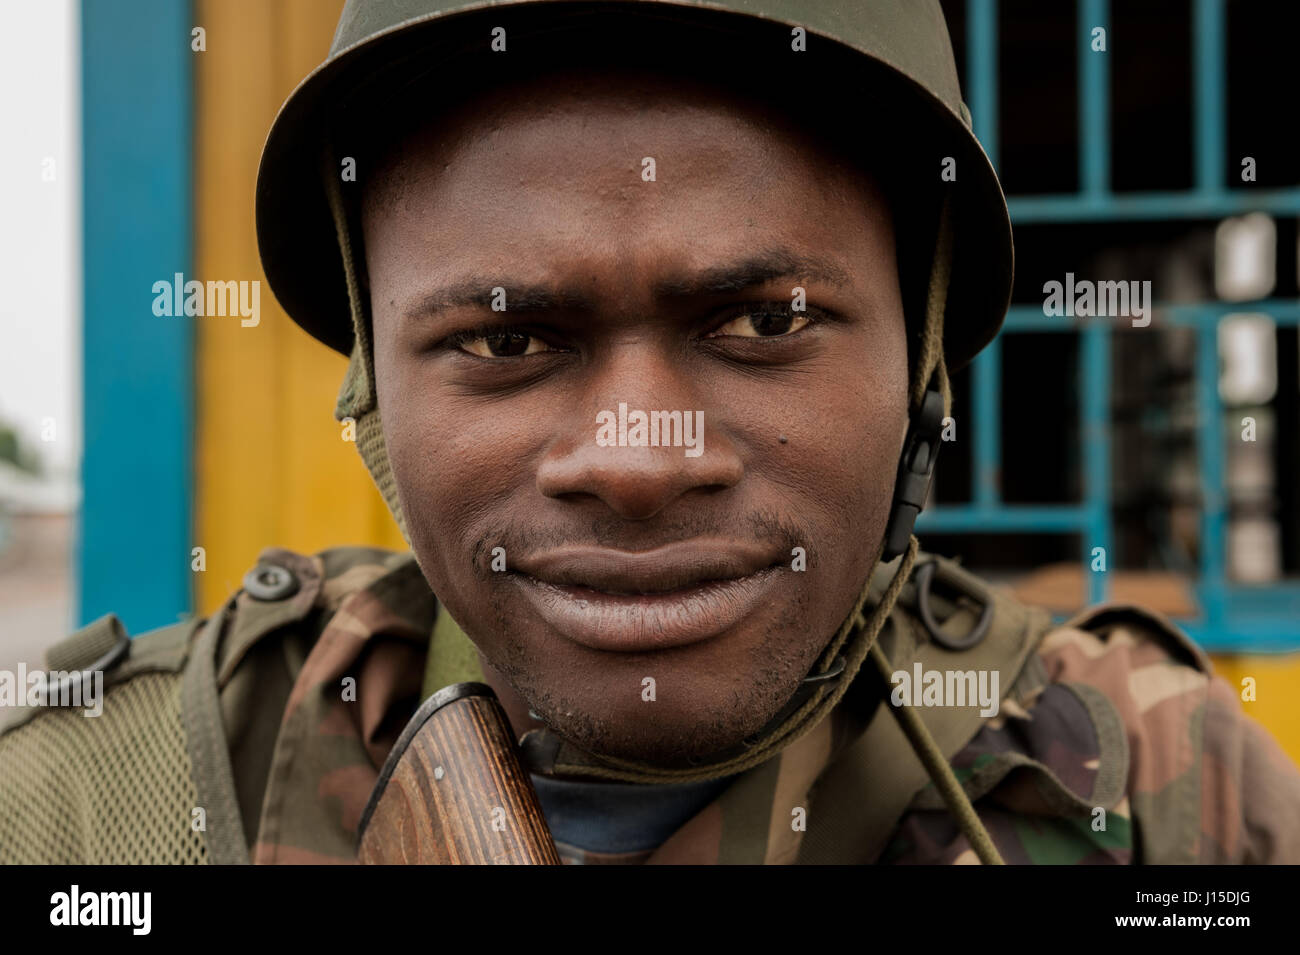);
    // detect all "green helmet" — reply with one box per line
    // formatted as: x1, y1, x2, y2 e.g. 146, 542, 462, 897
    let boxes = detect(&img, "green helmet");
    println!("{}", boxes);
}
255, 0, 1012, 378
